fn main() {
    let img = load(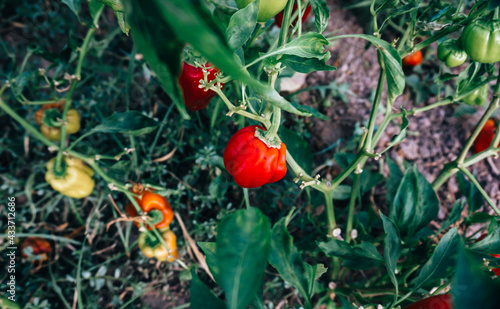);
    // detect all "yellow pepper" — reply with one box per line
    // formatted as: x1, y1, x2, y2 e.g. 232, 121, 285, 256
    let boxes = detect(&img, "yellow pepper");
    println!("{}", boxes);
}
45, 157, 95, 199
138, 229, 178, 262
35, 102, 81, 141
